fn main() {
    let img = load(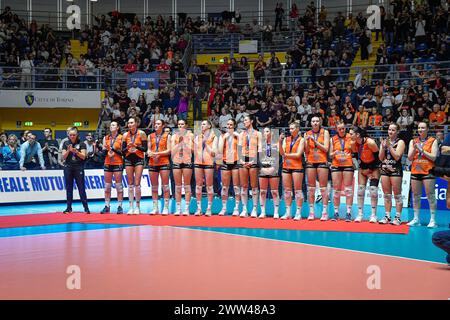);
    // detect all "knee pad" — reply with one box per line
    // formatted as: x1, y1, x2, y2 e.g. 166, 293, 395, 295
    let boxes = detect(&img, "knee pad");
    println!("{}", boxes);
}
221, 186, 229, 197
369, 186, 378, 201
175, 185, 183, 193
184, 185, 191, 194
271, 190, 279, 199
320, 187, 327, 197
234, 186, 241, 197
295, 190, 304, 200
116, 183, 123, 193
344, 186, 353, 197
307, 186, 316, 197
383, 193, 392, 202
260, 189, 267, 197
105, 183, 112, 192
369, 178, 379, 187
252, 188, 259, 196
206, 186, 214, 195
162, 184, 170, 194
357, 185, 366, 198
284, 189, 293, 199
196, 185, 203, 195
128, 185, 134, 192
240, 187, 248, 196
394, 194, 403, 204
